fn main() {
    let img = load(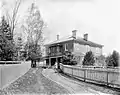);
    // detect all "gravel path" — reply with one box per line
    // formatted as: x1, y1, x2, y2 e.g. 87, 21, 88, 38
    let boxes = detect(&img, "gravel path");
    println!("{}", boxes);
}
43, 68, 120, 95
0, 67, 68, 95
